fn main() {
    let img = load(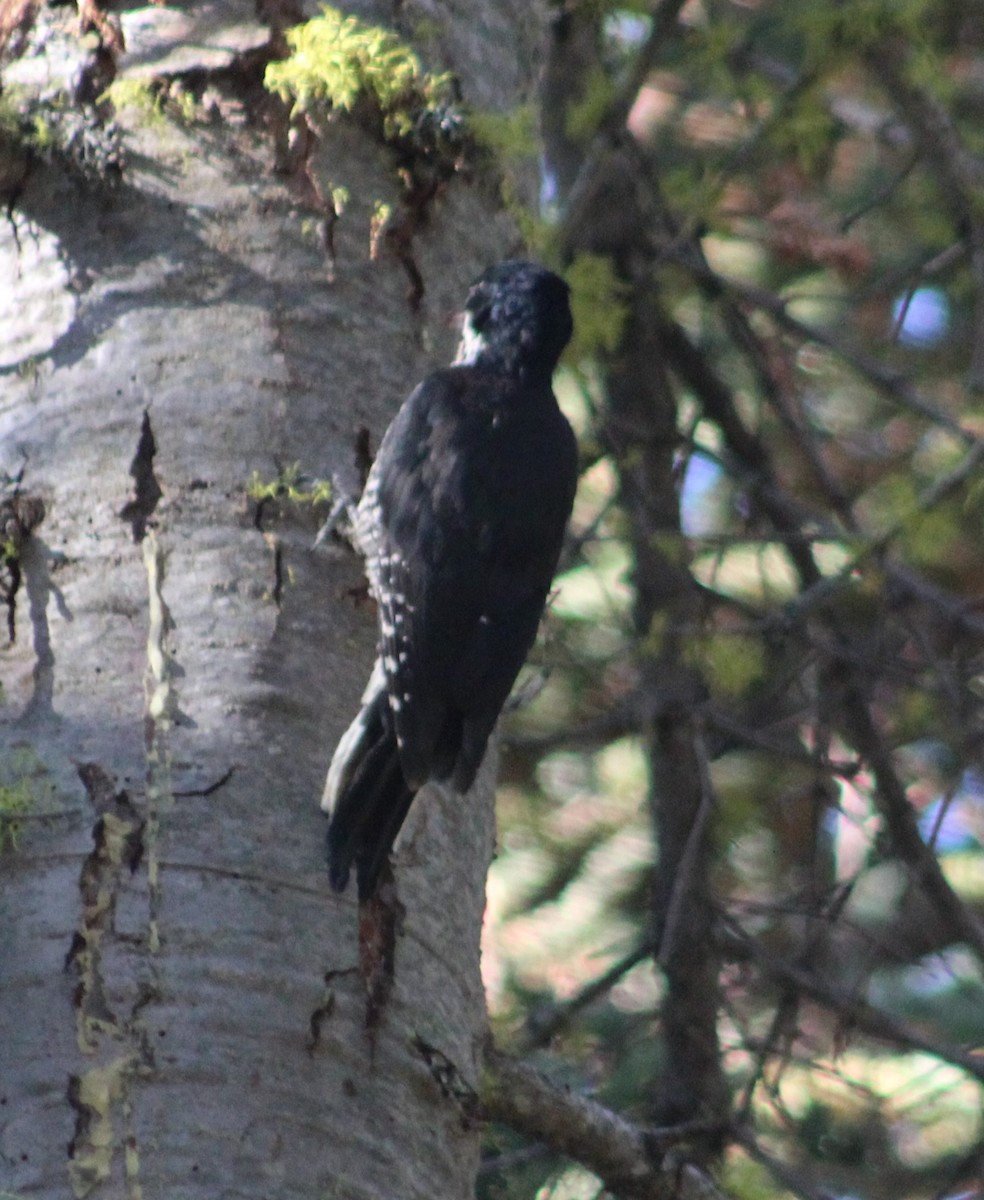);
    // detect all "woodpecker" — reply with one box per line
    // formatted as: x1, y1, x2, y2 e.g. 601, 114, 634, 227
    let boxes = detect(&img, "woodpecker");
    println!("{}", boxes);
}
323, 261, 578, 899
